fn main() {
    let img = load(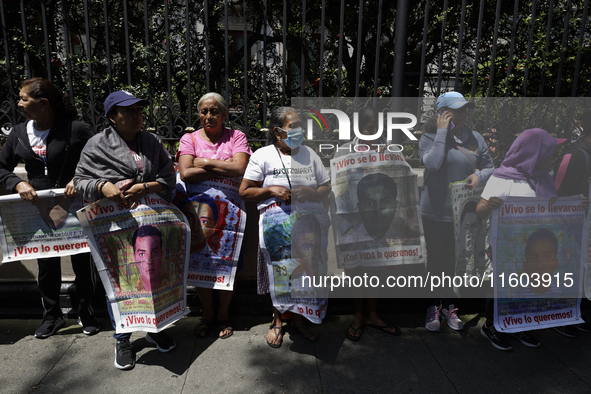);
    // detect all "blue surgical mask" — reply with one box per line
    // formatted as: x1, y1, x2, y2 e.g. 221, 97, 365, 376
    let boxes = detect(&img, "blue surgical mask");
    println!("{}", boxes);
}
281, 127, 304, 149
